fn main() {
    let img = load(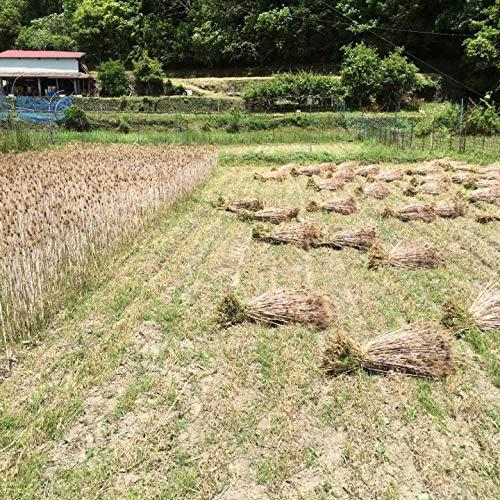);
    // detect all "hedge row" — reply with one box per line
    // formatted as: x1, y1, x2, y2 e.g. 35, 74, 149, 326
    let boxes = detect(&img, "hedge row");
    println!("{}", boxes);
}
74, 95, 243, 114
